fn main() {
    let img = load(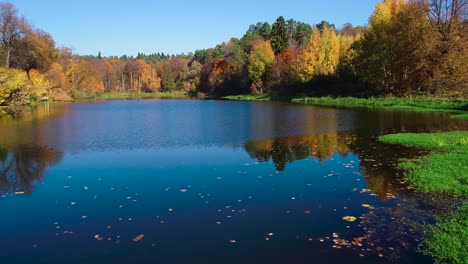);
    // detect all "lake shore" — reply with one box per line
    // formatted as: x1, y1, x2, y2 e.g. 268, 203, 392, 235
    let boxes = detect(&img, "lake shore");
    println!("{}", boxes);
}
225, 94, 468, 263
378, 131, 468, 264
223, 95, 468, 120
90, 91, 191, 100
